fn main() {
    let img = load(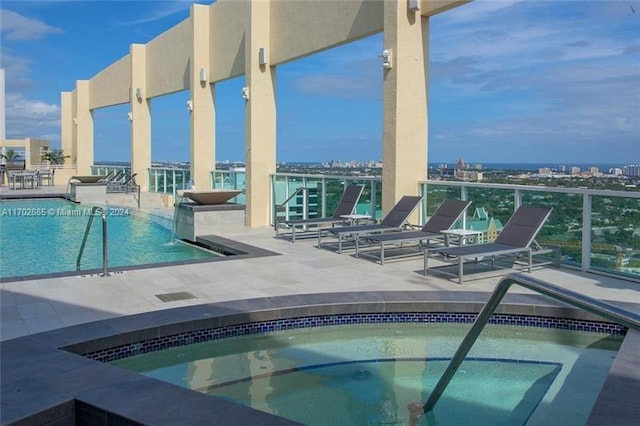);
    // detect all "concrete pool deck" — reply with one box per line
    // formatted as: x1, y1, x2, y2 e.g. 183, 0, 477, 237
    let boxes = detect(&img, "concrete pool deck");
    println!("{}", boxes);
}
1, 189, 639, 424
